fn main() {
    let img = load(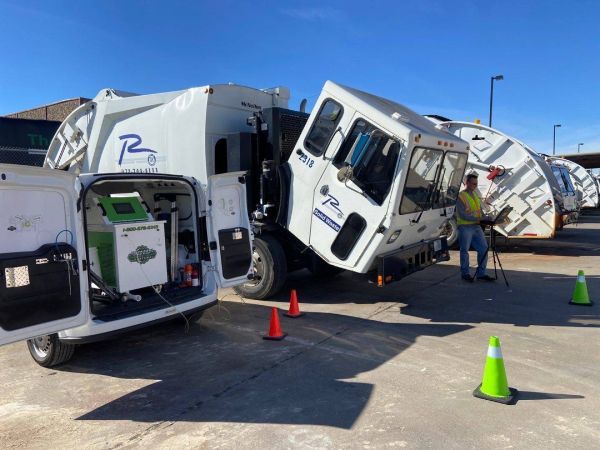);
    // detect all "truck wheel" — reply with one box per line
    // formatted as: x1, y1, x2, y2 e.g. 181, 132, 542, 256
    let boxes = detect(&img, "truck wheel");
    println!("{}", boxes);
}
26, 334, 75, 368
441, 218, 458, 248
234, 235, 287, 300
